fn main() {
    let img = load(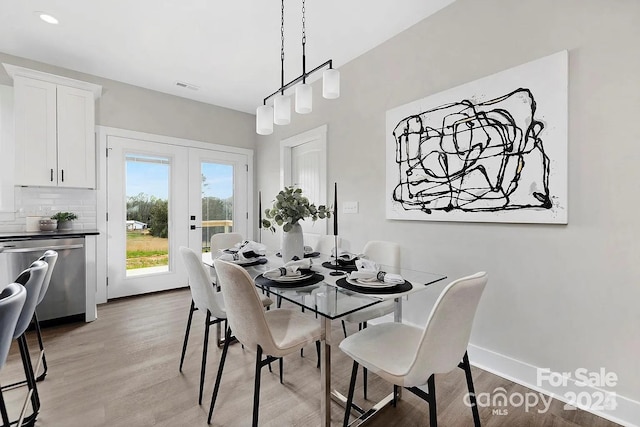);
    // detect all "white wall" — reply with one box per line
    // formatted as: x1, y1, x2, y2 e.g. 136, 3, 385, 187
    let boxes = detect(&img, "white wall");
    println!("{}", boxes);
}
0, 51, 256, 150
256, 0, 640, 424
